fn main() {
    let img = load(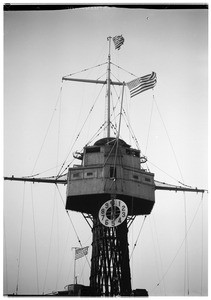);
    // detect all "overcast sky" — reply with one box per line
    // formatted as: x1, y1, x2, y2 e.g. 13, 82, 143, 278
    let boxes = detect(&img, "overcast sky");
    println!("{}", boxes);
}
3, 4, 208, 296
